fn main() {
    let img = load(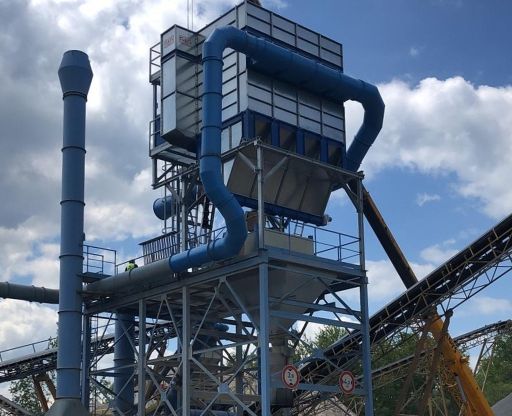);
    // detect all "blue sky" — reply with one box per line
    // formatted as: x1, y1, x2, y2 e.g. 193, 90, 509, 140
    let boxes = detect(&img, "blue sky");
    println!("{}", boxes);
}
304, 0, 512, 333
0, 0, 511, 386
286, 0, 512, 87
